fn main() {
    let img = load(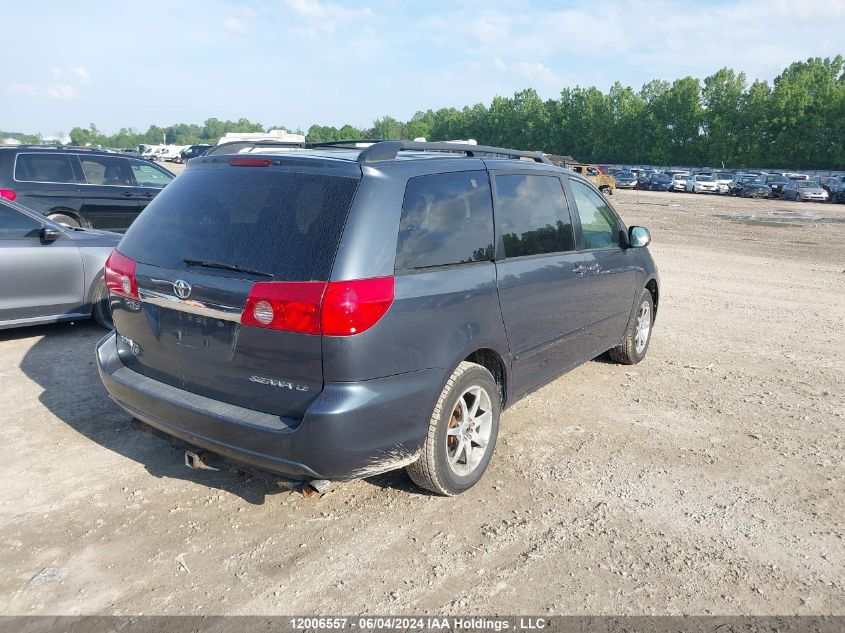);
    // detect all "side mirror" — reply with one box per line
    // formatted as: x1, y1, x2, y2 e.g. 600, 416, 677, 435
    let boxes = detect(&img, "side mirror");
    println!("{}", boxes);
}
628, 226, 651, 248
41, 226, 62, 242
